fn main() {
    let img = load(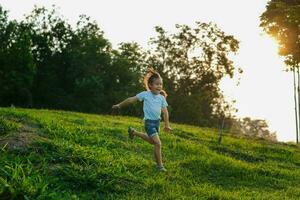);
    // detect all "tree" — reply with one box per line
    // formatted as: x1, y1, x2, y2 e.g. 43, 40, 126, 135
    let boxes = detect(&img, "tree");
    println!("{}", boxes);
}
24, 6, 75, 109
230, 117, 277, 142
0, 6, 36, 107
260, 0, 300, 143
110, 42, 147, 117
147, 22, 242, 127
23, 6, 141, 114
